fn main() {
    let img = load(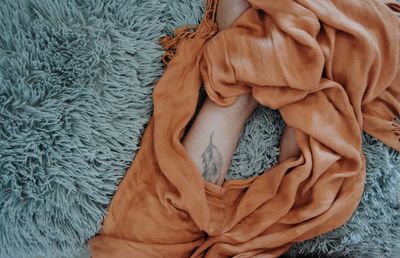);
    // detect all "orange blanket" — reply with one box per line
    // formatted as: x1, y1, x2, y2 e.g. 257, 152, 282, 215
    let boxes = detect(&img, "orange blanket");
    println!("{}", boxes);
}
88, 0, 400, 257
